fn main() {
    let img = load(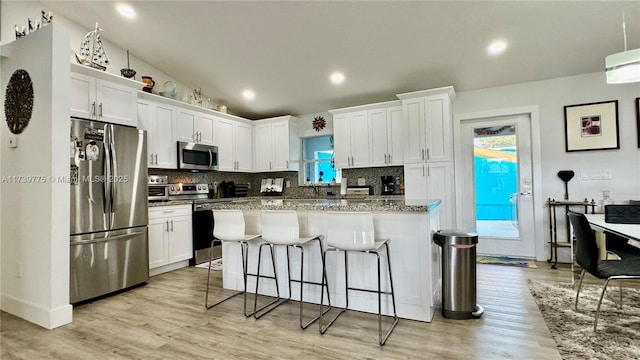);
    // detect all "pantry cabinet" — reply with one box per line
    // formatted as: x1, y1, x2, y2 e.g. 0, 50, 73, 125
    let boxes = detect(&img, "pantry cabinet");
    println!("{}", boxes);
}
148, 205, 193, 276
216, 118, 253, 172
398, 86, 456, 228
70, 63, 139, 126
255, 116, 300, 172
